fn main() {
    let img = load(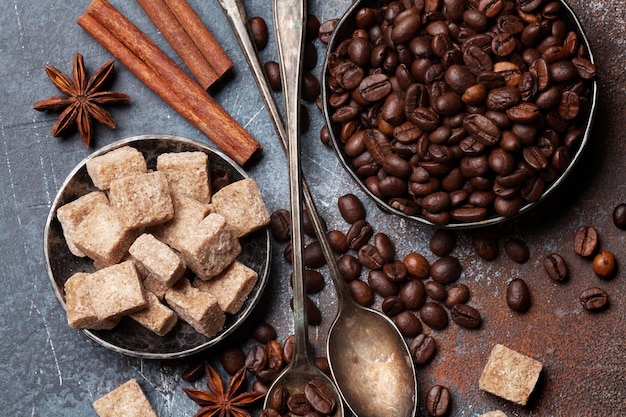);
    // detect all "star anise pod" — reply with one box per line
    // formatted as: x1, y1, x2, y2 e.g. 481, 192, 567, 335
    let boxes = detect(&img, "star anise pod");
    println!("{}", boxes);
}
33, 52, 130, 147
183, 362, 265, 417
